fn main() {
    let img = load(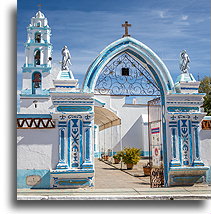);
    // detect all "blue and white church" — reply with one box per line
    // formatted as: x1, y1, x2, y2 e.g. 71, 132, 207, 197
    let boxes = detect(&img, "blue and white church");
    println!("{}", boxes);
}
17, 11, 211, 189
